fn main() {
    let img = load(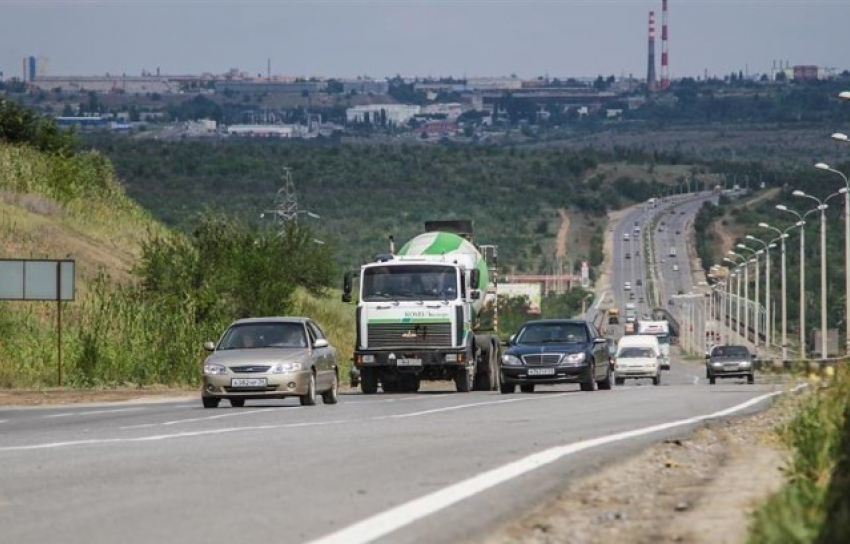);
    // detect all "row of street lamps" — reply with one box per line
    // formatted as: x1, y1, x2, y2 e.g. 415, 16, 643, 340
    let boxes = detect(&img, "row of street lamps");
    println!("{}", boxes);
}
702, 91, 850, 360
